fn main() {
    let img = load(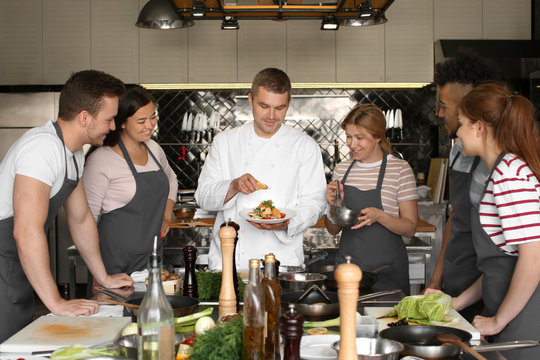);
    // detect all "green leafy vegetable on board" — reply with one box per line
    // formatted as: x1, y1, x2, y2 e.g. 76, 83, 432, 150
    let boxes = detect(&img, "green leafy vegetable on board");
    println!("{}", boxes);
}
384, 293, 454, 325
194, 271, 246, 301
51, 345, 118, 360
190, 316, 243, 360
